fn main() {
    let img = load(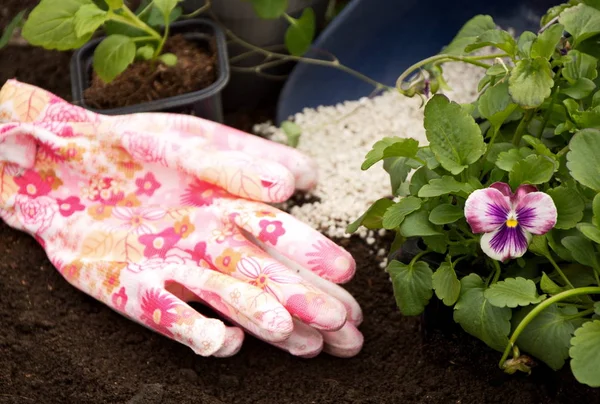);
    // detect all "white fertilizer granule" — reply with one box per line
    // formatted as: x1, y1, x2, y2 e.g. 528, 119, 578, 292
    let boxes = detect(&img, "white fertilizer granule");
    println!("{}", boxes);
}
254, 50, 495, 242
